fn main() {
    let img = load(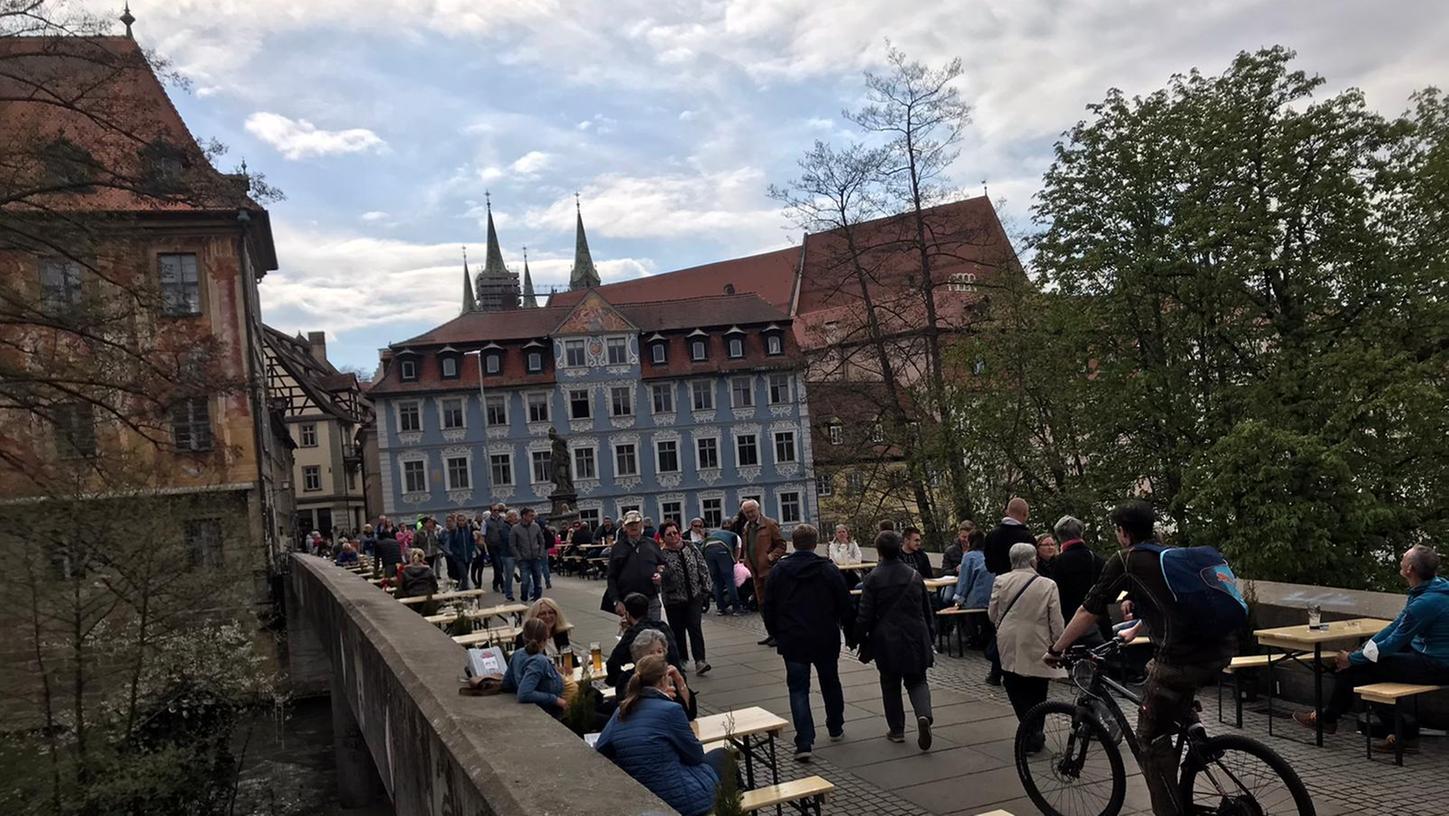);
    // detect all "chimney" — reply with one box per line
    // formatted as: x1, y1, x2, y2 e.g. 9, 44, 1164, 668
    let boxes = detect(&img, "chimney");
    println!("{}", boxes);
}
306, 331, 328, 365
